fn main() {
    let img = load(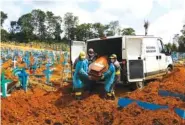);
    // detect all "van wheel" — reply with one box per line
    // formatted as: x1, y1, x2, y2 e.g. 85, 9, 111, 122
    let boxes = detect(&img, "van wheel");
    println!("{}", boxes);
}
136, 81, 144, 89
166, 66, 172, 74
